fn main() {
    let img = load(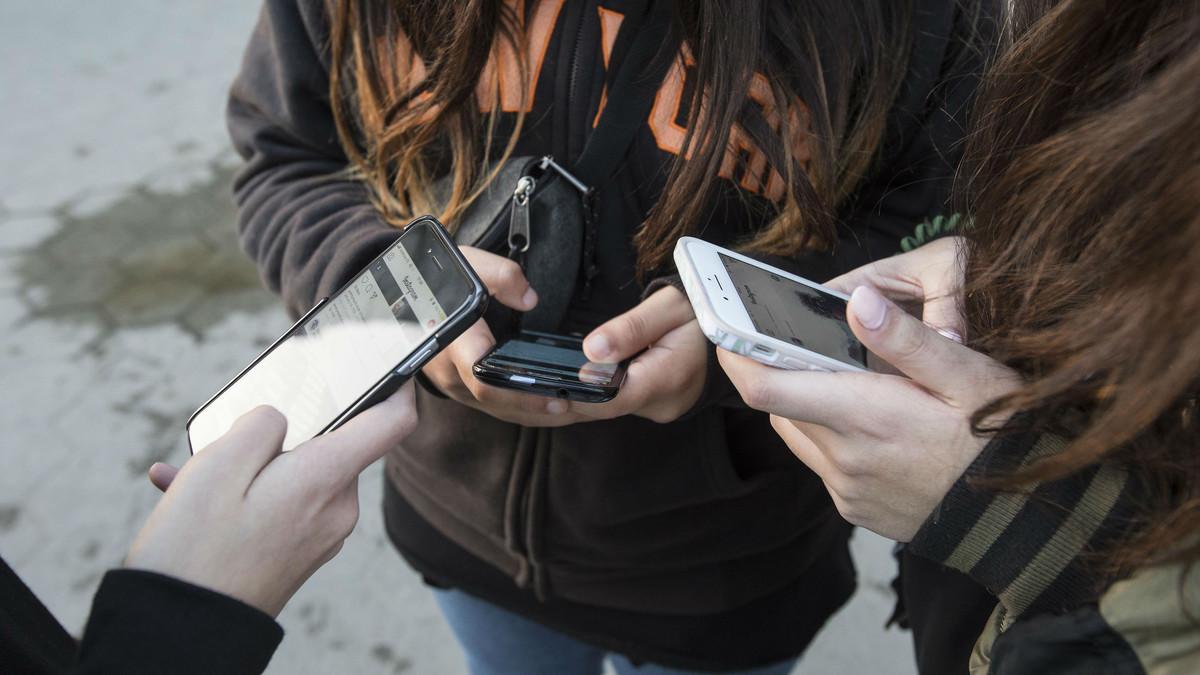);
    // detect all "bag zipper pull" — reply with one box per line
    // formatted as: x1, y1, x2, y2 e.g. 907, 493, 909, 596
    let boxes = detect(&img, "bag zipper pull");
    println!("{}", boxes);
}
508, 175, 536, 265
